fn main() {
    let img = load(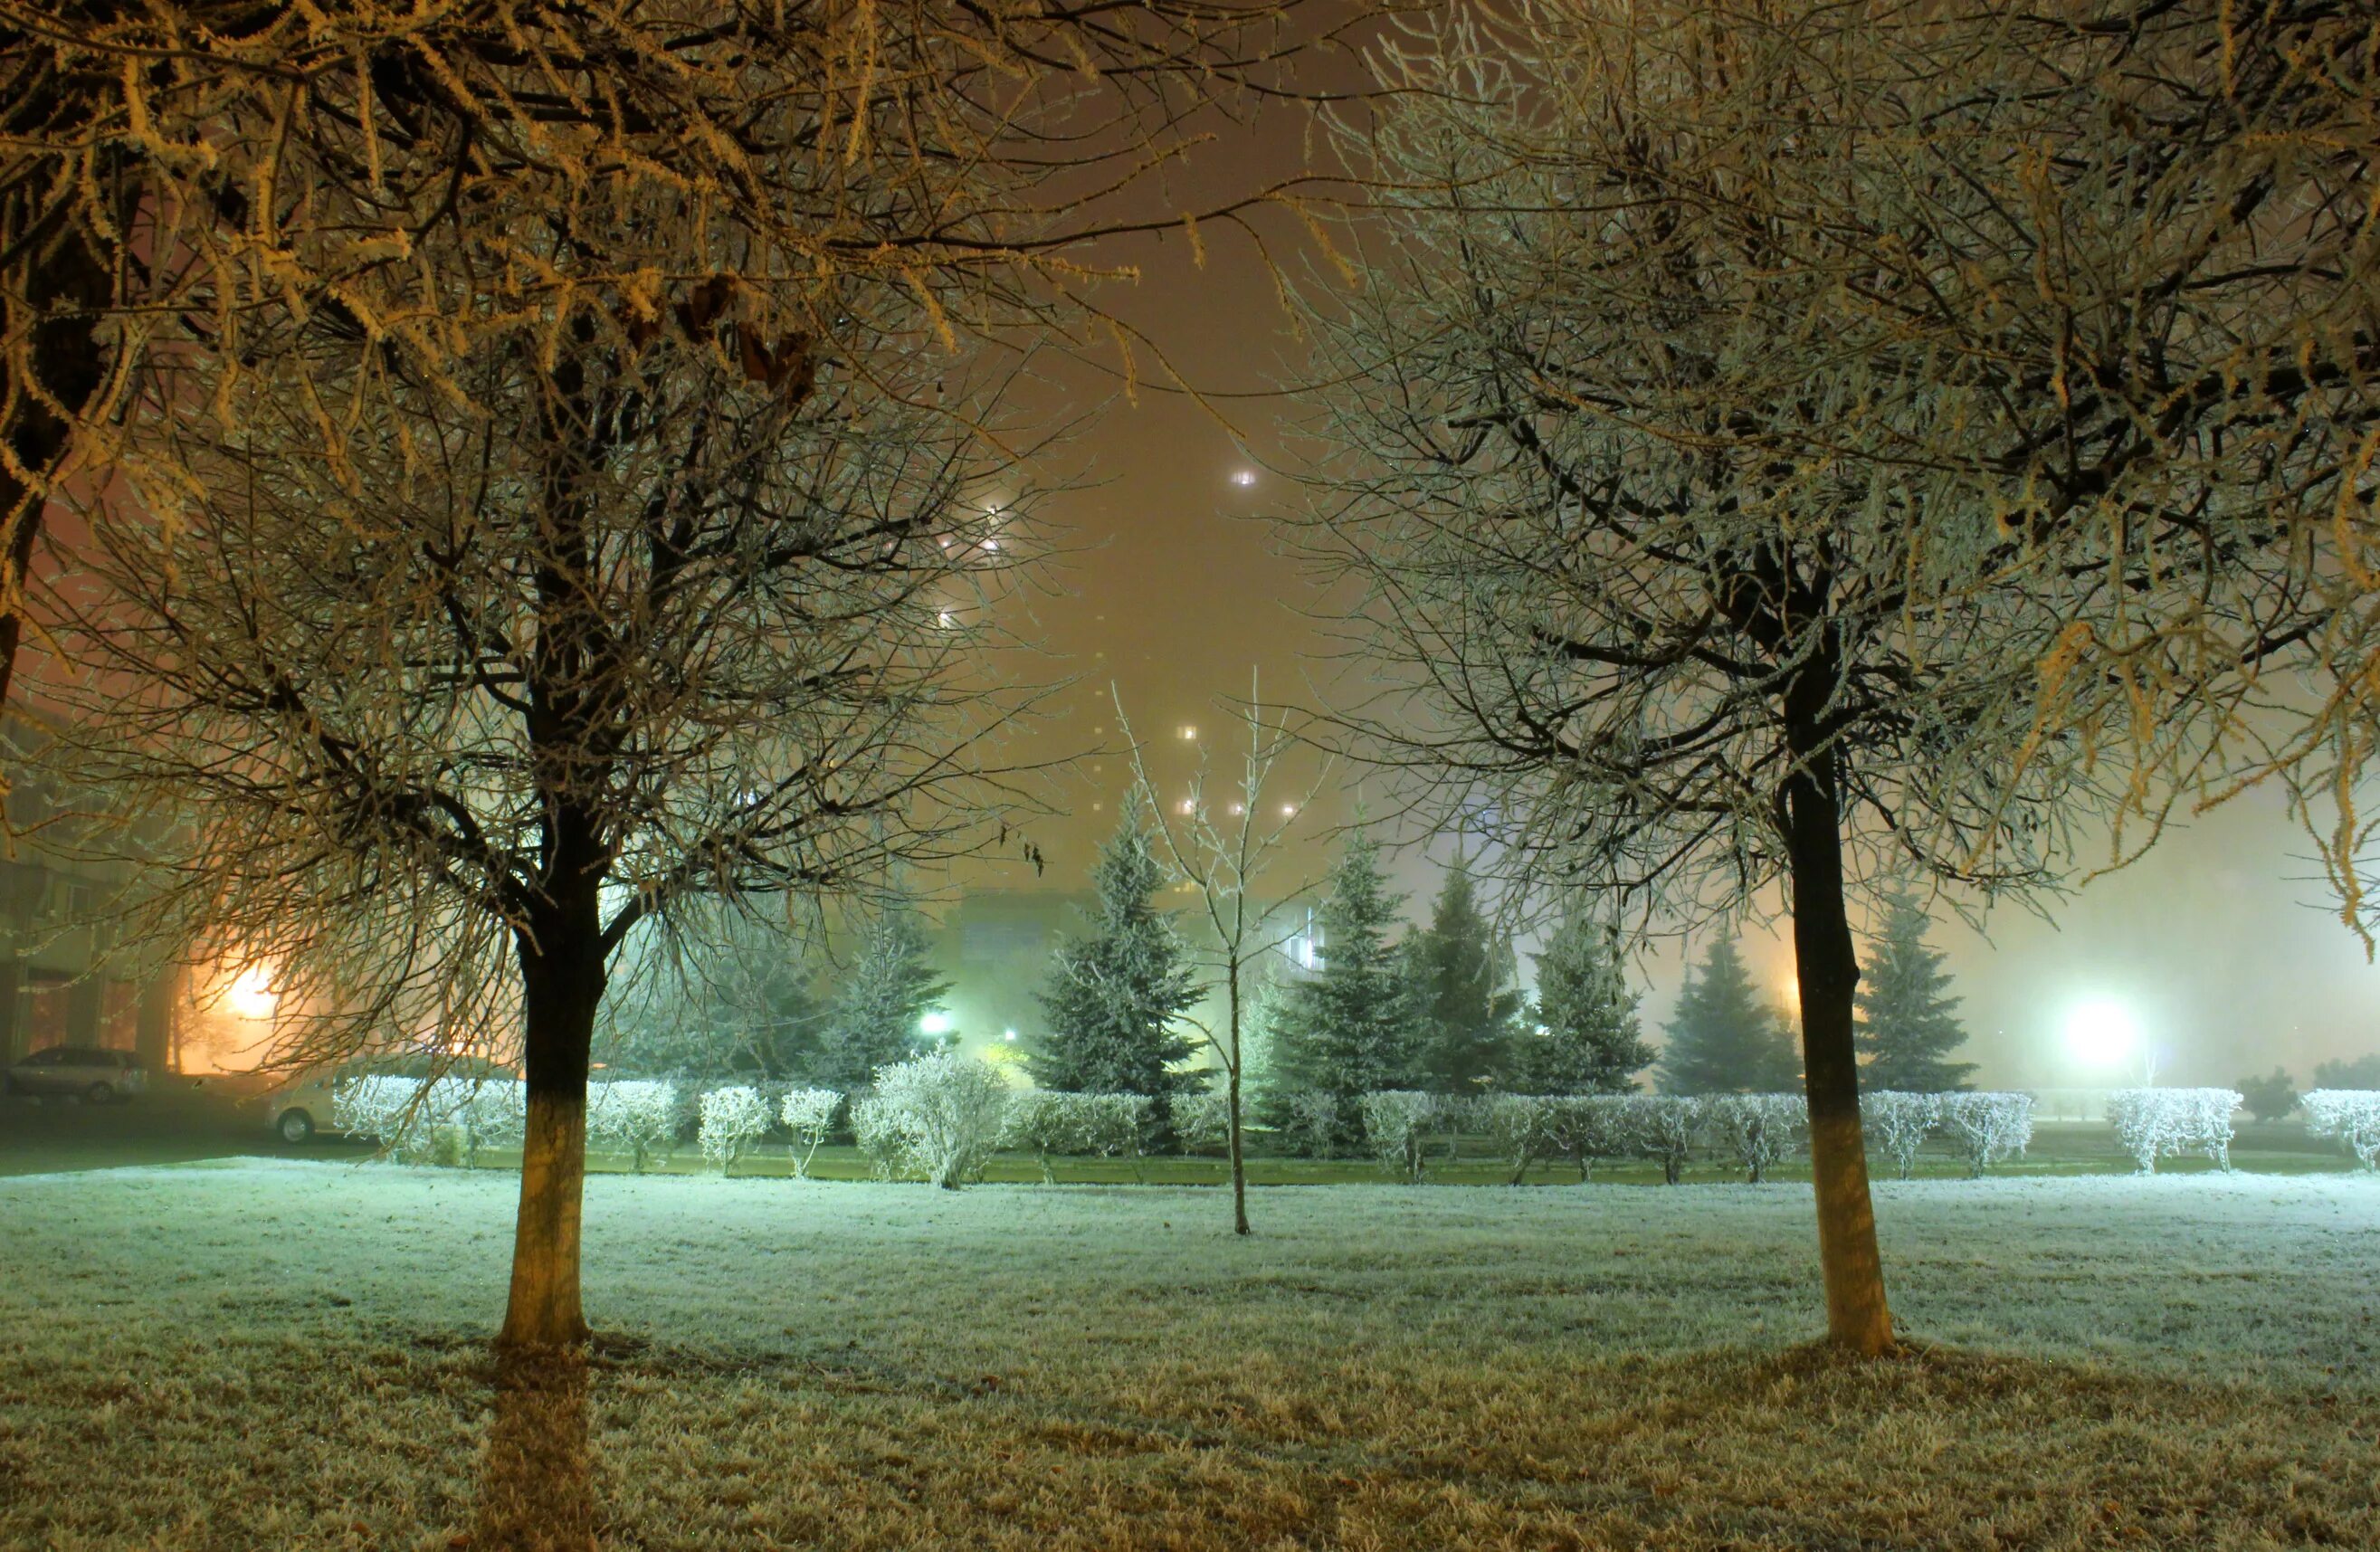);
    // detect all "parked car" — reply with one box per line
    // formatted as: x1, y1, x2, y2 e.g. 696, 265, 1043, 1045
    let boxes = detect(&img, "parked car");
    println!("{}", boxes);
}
5, 1046, 149, 1103
249, 1070, 342, 1144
